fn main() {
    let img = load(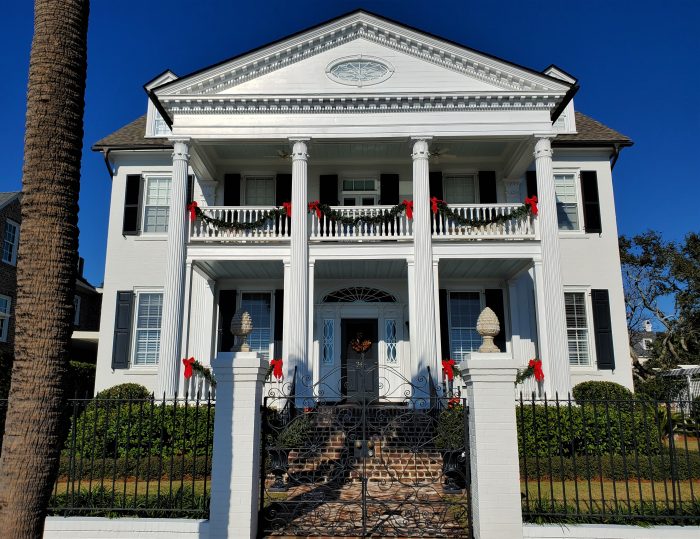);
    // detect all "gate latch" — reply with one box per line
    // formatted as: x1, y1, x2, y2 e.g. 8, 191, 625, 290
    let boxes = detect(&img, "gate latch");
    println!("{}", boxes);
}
354, 439, 375, 459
